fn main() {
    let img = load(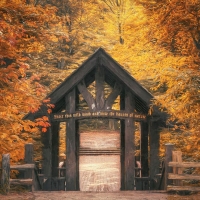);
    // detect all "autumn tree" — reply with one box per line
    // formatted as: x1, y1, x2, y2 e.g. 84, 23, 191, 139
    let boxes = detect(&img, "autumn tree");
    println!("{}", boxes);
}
0, 0, 61, 163
1, 0, 199, 167
130, 0, 200, 160
90, 0, 200, 161
93, 0, 128, 44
